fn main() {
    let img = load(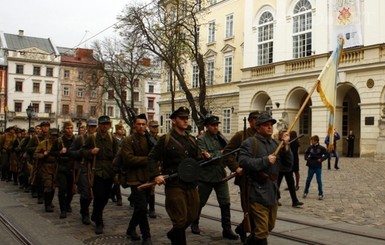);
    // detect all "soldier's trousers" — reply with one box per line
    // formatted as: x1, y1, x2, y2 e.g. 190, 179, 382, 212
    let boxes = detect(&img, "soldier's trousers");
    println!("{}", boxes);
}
91, 175, 113, 225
